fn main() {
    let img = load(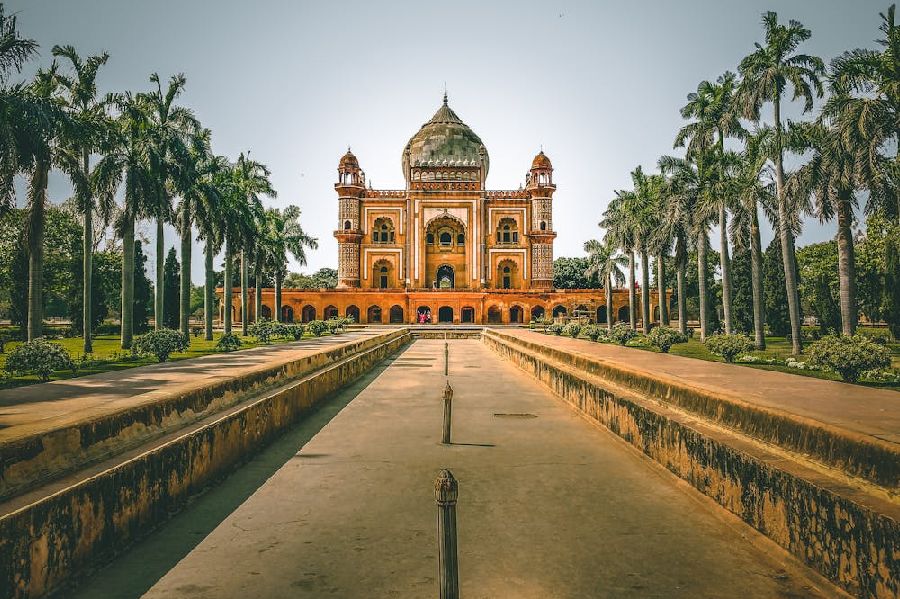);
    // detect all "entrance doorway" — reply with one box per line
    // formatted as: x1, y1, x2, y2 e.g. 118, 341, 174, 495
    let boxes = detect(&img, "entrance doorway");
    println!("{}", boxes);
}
436, 264, 454, 289
438, 306, 454, 323
461, 307, 475, 323
509, 306, 524, 324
